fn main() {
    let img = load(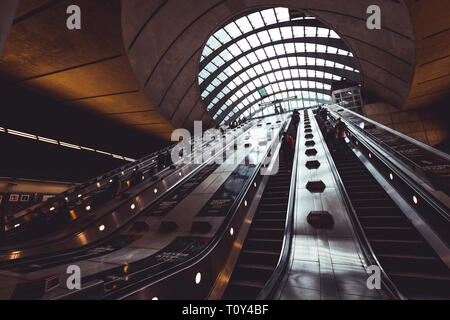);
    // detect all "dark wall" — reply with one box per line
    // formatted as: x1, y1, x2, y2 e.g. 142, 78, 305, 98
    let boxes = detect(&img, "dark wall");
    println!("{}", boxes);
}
0, 133, 127, 182
0, 81, 170, 182
0, 80, 169, 159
